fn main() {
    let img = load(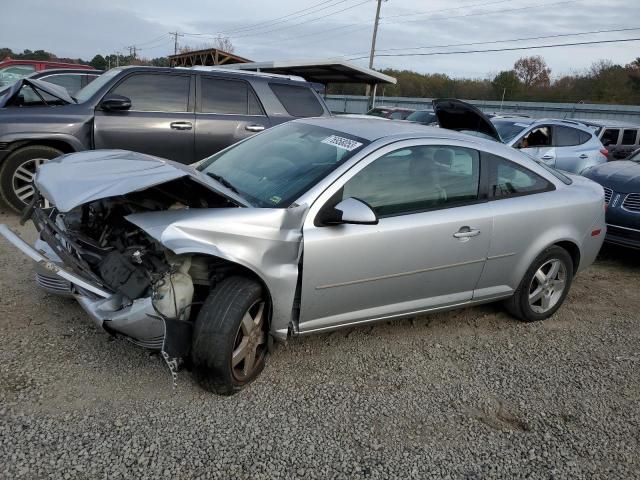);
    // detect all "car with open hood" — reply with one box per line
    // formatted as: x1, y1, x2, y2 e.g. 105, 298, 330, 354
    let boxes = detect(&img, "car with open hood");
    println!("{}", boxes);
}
433, 99, 608, 174
0, 117, 605, 394
0, 65, 330, 212
582, 148, 640, 248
